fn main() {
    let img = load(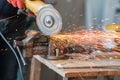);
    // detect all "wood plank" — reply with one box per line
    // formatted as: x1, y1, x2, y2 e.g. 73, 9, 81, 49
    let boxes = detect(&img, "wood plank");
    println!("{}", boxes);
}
33, 55, 120, 77
30, 57, 41, 80
63, 68, 120, 77
50, 59, 120, 69
49, 52, 120, 69
34, 55, 67, 77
